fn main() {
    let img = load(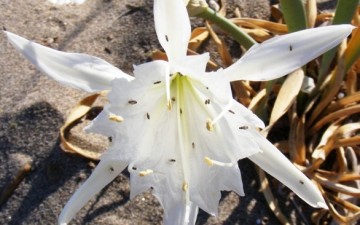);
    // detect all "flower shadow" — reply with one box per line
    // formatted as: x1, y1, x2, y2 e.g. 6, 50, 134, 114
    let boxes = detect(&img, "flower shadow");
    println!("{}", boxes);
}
0, 102, 91, 224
